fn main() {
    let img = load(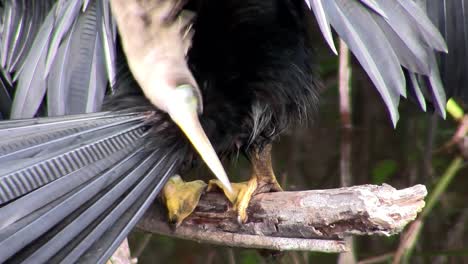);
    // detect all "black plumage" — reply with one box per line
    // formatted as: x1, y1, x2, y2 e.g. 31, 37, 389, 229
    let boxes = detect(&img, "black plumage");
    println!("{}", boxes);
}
107, 0, 318, 164
0, 0, 318, 262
